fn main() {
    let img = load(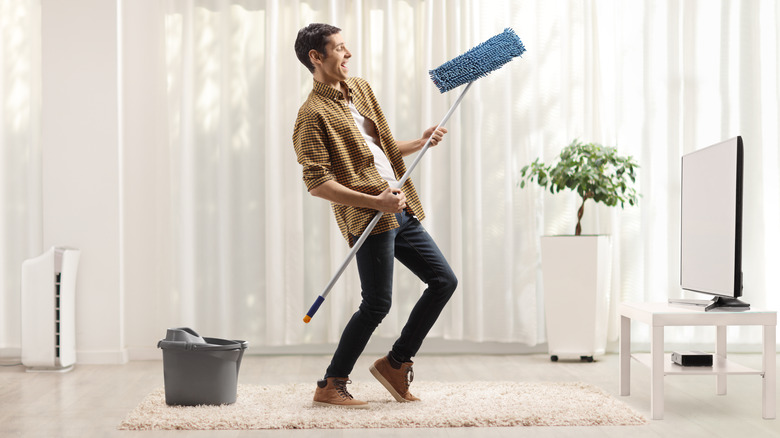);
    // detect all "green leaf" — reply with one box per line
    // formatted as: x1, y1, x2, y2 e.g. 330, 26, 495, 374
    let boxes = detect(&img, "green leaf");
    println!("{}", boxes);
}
517, 138, 642, 224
